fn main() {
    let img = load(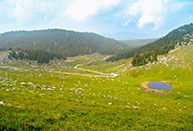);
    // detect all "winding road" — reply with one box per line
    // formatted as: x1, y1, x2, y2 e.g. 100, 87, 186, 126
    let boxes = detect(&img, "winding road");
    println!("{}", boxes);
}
74, 60, 118, 77
0, 52, 119, 78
